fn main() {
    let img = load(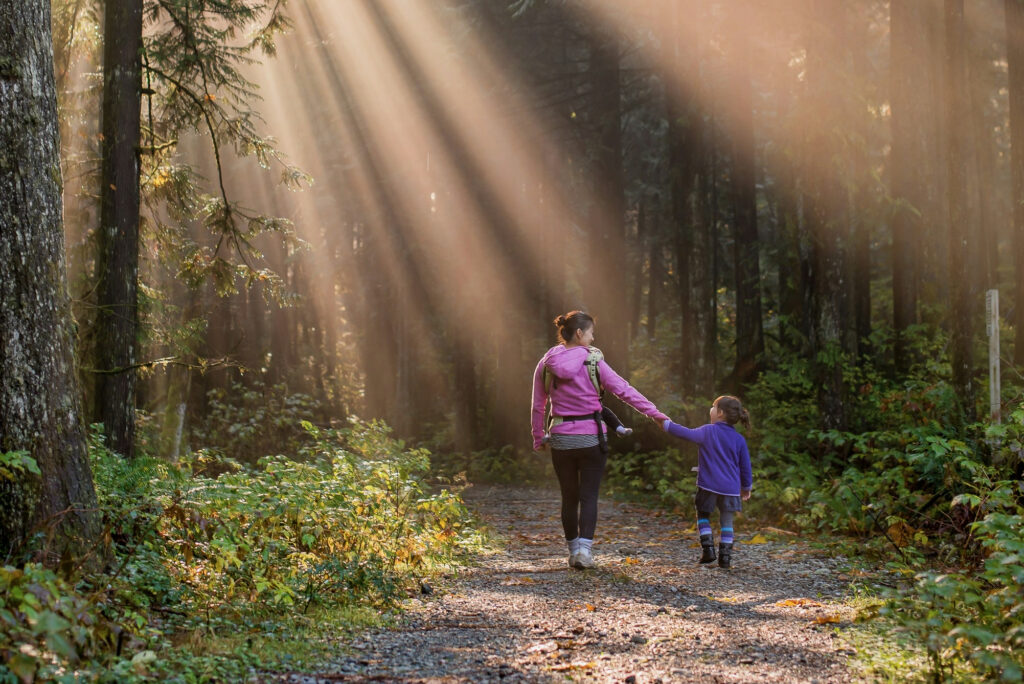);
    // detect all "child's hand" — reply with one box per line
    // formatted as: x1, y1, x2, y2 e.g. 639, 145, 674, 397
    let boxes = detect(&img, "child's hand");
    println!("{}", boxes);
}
741, 490, 751, 501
